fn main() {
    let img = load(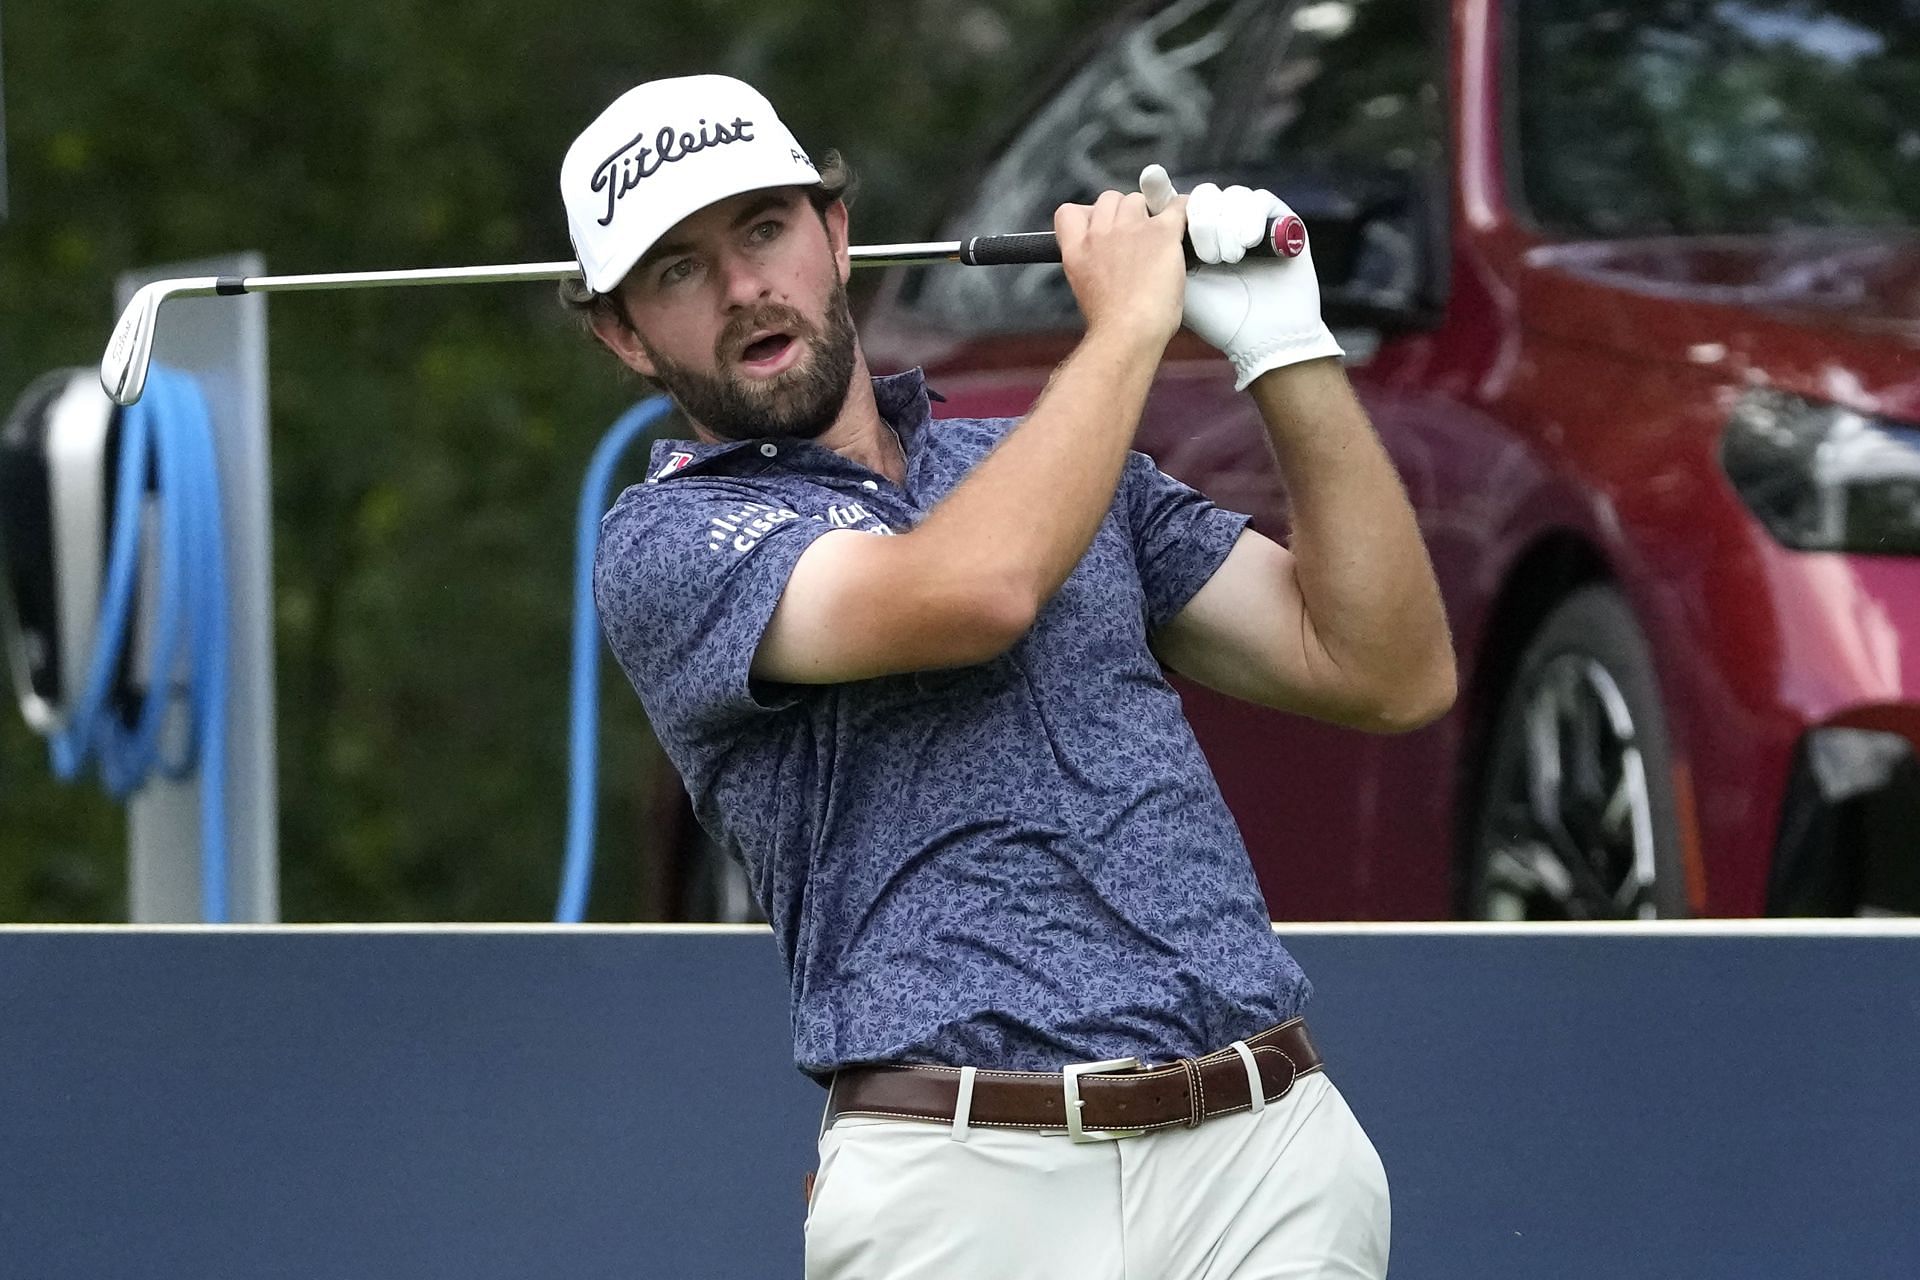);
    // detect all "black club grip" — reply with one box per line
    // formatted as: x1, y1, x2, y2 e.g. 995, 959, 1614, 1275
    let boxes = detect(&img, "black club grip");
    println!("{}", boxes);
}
957, 232, 1062, 266
957, 215, 1308, 267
